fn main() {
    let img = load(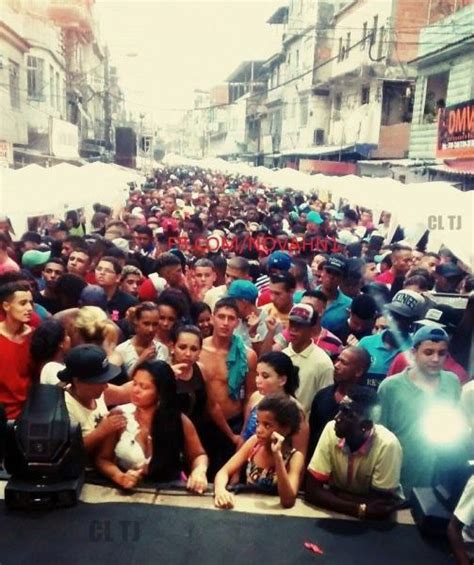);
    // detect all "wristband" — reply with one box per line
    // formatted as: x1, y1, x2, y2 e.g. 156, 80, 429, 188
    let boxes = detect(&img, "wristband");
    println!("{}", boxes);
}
358, 503, 367, 520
